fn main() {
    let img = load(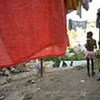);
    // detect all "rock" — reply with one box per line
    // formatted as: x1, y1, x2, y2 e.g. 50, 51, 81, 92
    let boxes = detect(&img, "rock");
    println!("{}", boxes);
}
23, 93, 33, 100
0, 96, 5, 100
31, 80, 35, 84
0, 78, 7, 85
27, 79, 35, 84
81, 80, 85, 83
6, 77, 12, 83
